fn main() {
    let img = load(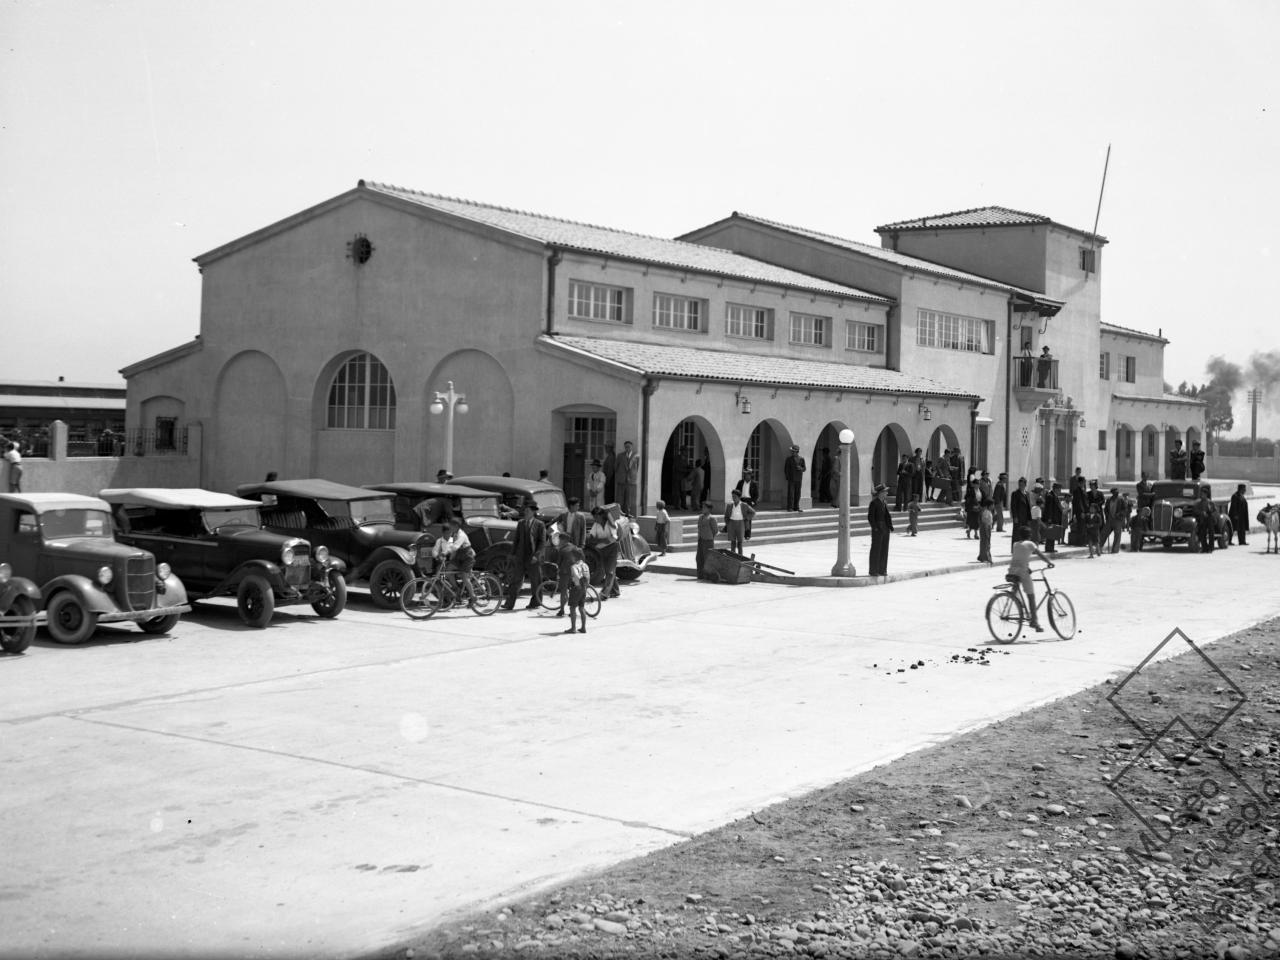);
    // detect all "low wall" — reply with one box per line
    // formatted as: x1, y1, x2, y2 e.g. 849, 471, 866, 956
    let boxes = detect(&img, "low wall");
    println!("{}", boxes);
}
1207, 455, 1280, 484
10, 456, 200, 498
